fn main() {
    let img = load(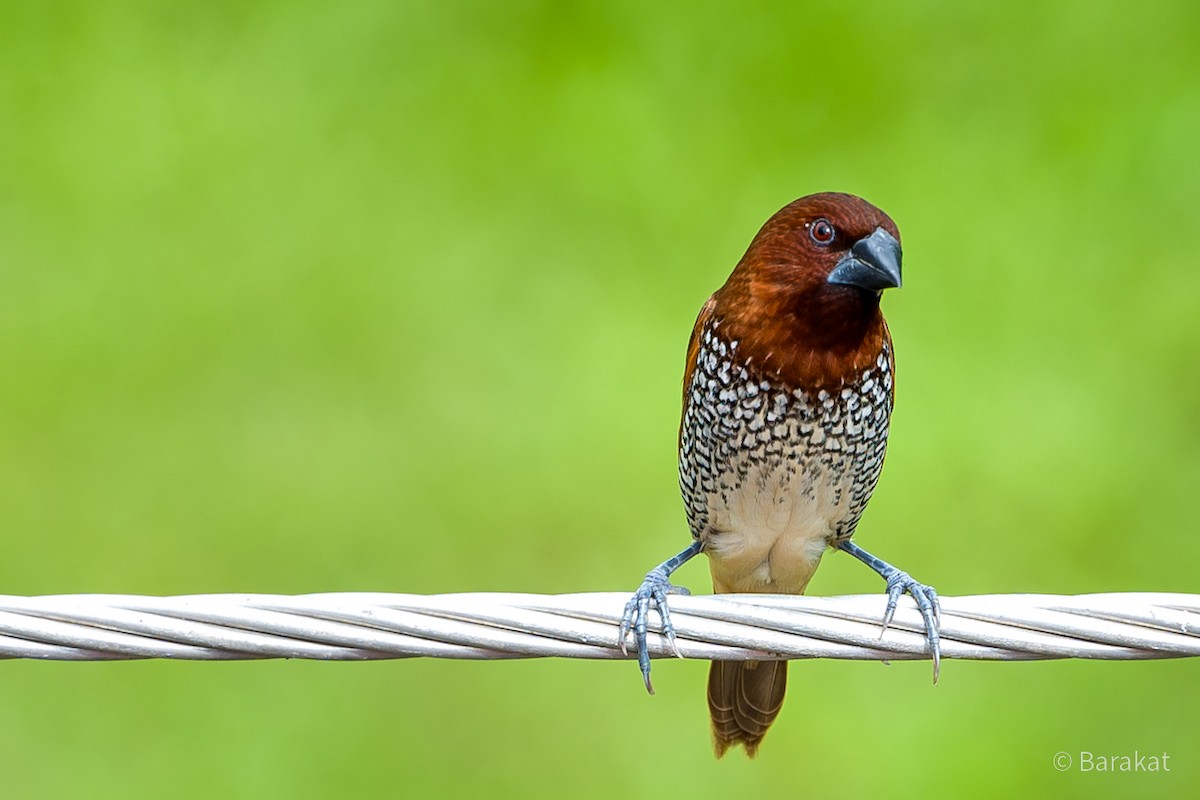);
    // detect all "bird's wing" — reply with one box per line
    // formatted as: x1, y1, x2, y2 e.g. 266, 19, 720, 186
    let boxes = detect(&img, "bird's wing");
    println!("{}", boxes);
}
679, 294, 717, 449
